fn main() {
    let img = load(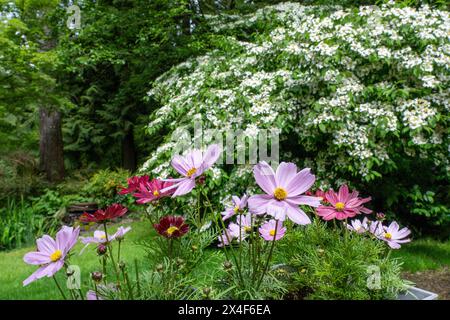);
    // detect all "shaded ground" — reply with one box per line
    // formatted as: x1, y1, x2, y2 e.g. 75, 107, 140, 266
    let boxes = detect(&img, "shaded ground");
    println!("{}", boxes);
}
402, 267, 450, 300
